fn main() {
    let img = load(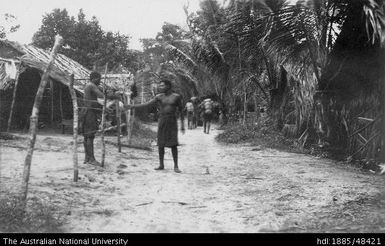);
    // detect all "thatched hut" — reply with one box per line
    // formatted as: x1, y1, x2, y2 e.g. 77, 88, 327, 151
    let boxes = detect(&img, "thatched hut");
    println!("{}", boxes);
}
0, 40, 134, 132
315, 1, 385, 161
